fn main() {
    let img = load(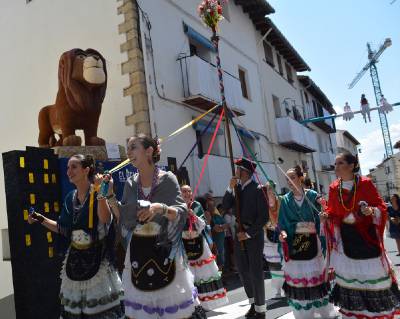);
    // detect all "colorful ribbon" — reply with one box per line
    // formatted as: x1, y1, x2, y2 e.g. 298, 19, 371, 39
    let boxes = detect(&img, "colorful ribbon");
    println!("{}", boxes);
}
88, 187, 94, 229
284, 270, 326, 286
189, 254, 216, 267
191, 108, 225, 200
339, 309, 398, 319
198, 290, 227, 302
108, 104, 221, 174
